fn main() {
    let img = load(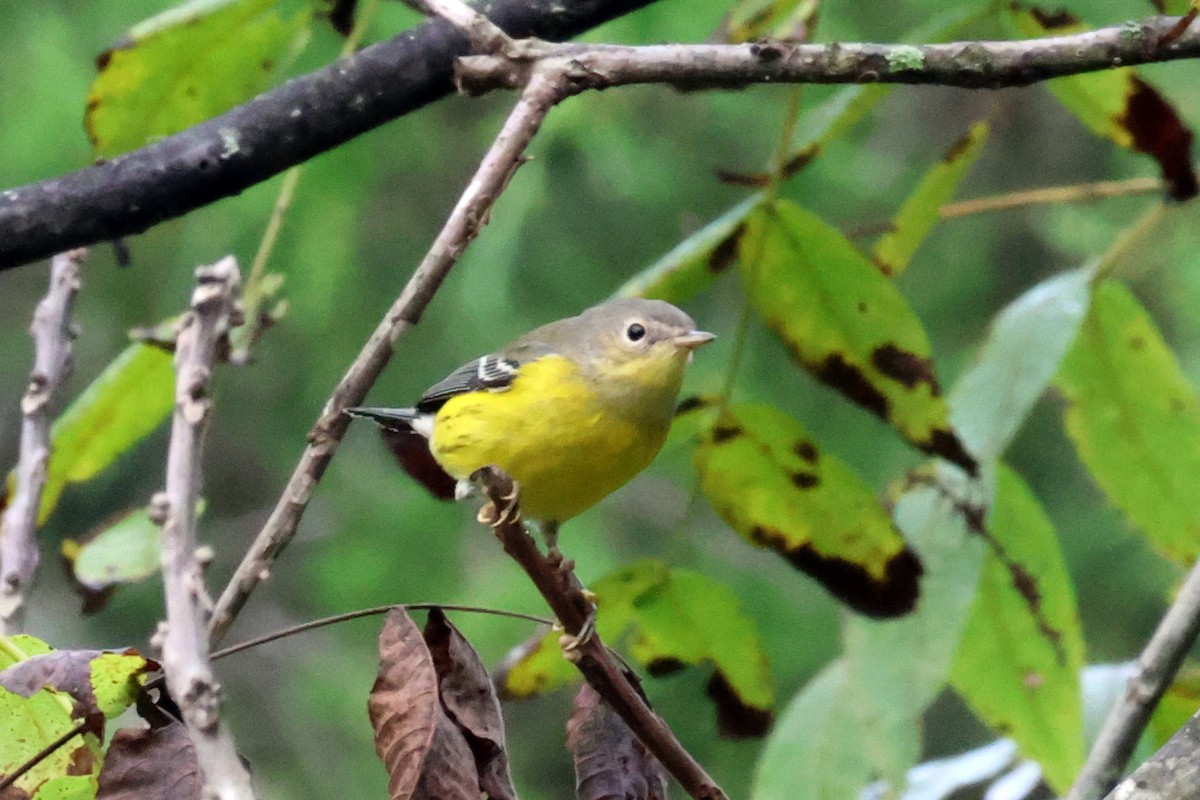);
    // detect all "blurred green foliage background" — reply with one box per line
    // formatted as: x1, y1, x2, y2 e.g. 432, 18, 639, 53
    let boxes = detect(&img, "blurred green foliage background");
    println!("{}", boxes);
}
2, 0, 1200, 797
